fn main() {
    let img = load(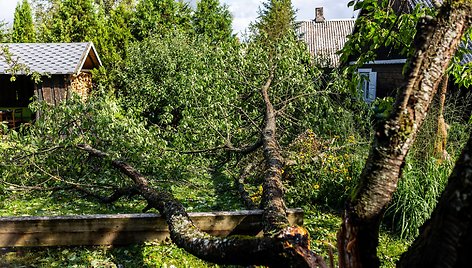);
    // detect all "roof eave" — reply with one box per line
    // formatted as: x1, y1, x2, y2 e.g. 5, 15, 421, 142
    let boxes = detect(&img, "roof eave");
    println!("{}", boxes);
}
74, 42, 103, 75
